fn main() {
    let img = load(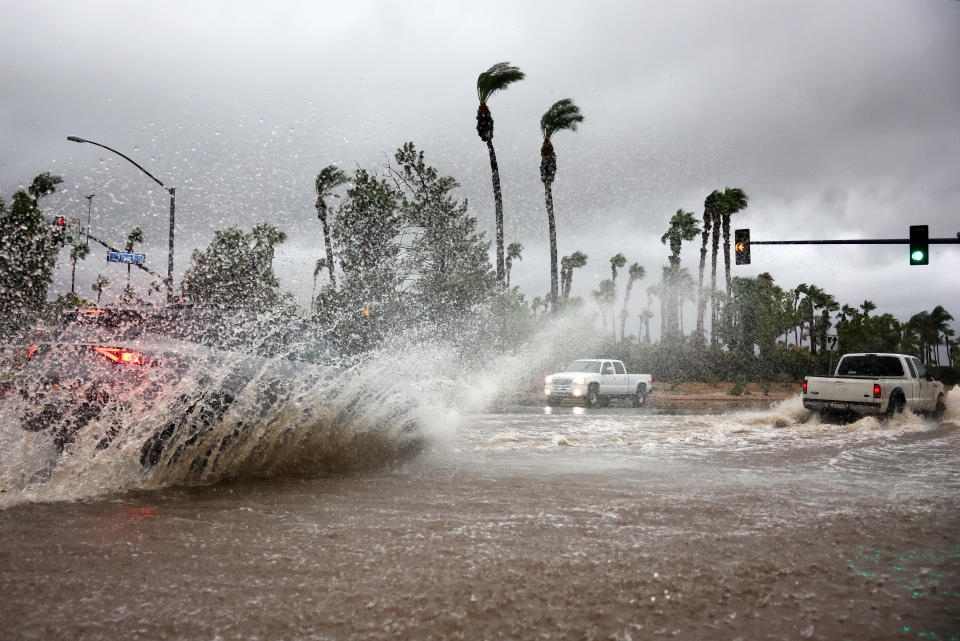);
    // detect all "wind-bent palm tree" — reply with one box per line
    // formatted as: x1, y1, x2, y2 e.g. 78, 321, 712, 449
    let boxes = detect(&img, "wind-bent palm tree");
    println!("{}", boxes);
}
591, 280, 616, 333
70, 243, 90, 294
477, 61, 525, 285
125, 226, 144, 284
609, 253, 627, 338
619, 263, 646, 342
311, 258, 327, 311
92, 275, 109, 305
539, 98, 584, 310
860, 300, 876, 318
661, 209, 700, 339
696, 190, 722, 345
929, 305, 954, 366
505, 242, 523, 288
560, 250, 588, 300
315, 165, 349, 288
720, 187, 748, 299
